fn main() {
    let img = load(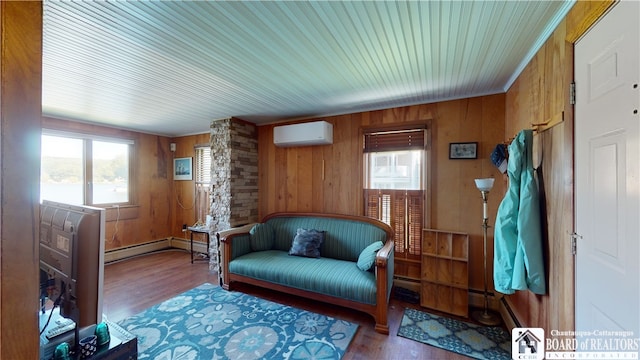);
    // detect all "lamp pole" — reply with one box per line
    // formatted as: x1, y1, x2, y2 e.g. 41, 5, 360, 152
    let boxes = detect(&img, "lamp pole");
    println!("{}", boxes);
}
473, 178, 501, 326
